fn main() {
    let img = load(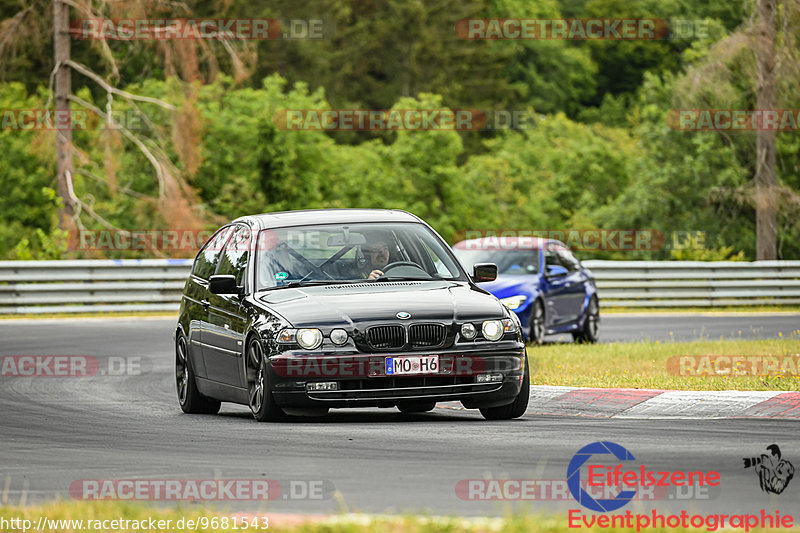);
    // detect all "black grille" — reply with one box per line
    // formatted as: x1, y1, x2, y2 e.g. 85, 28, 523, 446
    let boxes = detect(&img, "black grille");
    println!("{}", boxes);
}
409, 324, 446, 348
367, 325, 405, 349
